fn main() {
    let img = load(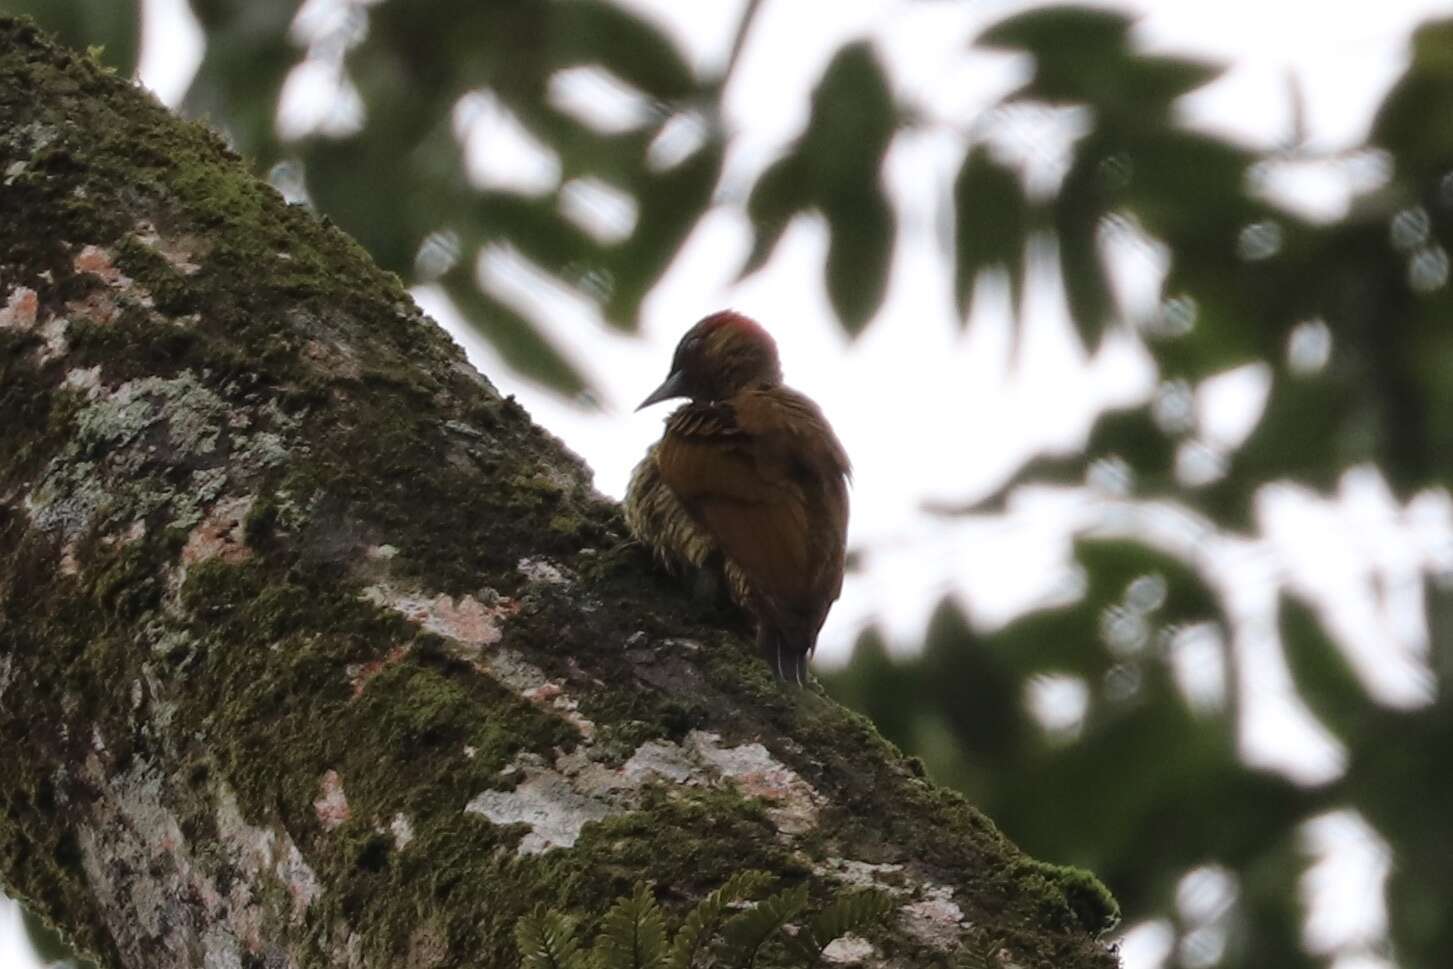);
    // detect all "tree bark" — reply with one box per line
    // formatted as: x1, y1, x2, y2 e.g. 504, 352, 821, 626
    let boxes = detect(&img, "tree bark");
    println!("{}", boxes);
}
0, 18, 1118, 969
